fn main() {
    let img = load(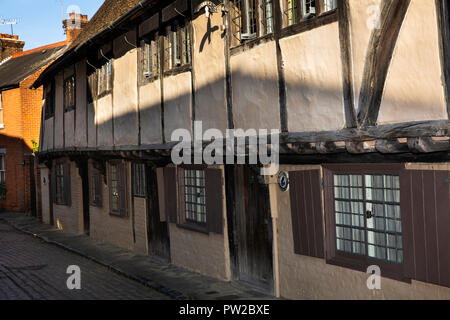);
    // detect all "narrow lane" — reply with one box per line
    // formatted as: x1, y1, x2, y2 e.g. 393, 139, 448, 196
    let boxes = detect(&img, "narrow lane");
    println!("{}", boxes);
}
0, 221, 169, 300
